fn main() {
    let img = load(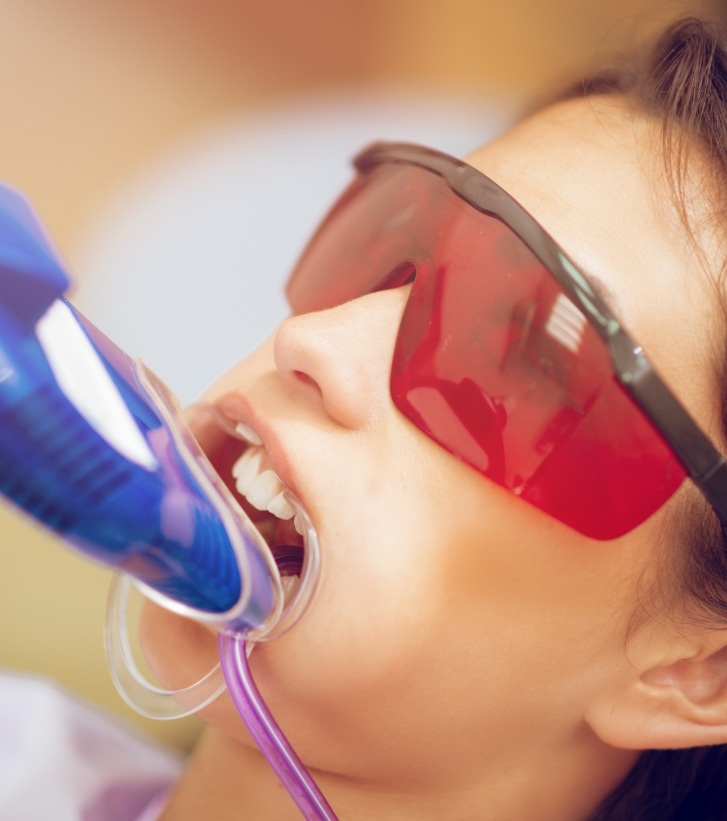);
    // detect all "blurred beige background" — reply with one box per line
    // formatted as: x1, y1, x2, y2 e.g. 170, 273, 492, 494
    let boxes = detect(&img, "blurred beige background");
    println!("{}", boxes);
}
0, 0, 721, 751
